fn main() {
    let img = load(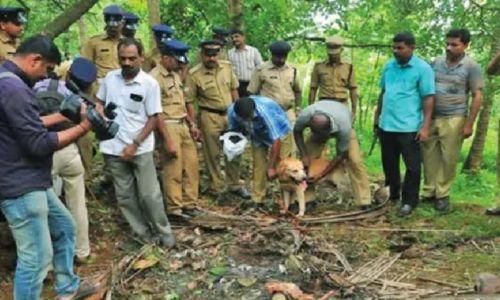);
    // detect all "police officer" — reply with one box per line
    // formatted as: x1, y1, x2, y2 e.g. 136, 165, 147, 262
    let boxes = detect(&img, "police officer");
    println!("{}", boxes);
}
308, 35, 371, 206
143, 24, 175, 72
0, 7, 26, 63
248, 40, 301, 158
185, 40, 250, 201
122, 12, 140, 39
81, 4, 124, 79
80, 4, 124, 179
212, 27, 232, 60
150, 40, 201, 212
